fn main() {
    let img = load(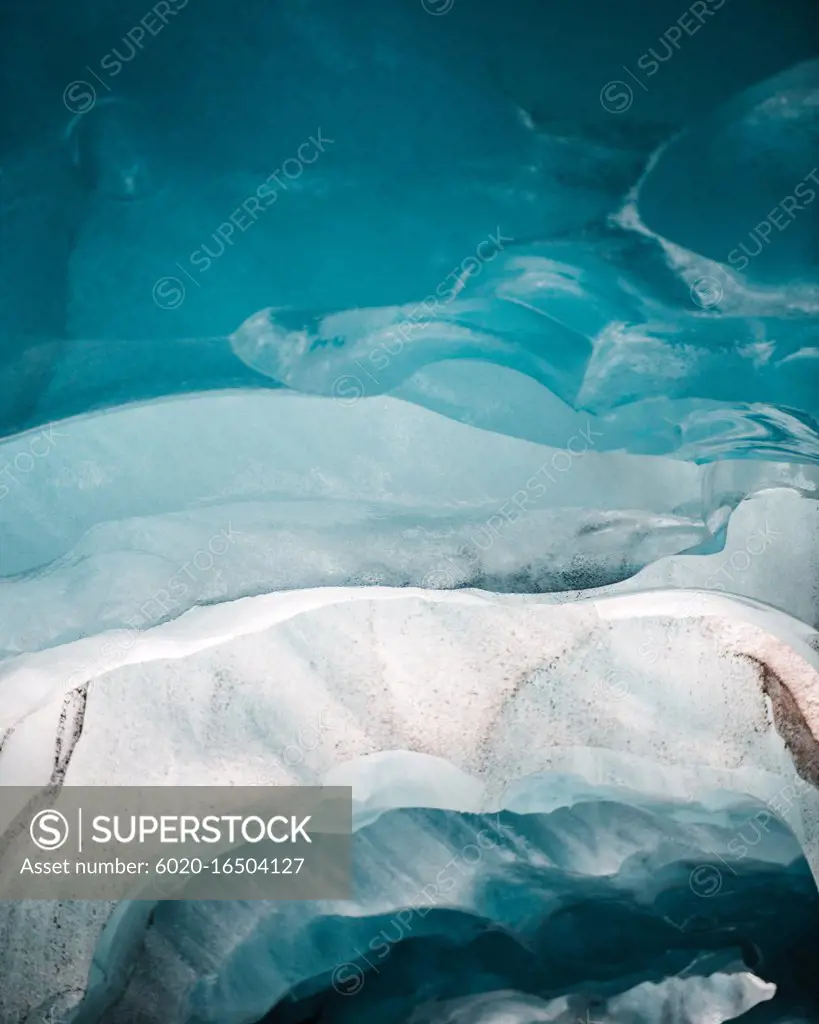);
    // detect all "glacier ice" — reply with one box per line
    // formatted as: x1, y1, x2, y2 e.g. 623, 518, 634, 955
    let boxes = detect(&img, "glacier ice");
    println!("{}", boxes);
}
66, 98, 164, 203
2, 590, 819, 1021
0, 390, 817, 660
2, 0, 819, 1021
0, 39, 818, 466
638, 59, 819, 286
